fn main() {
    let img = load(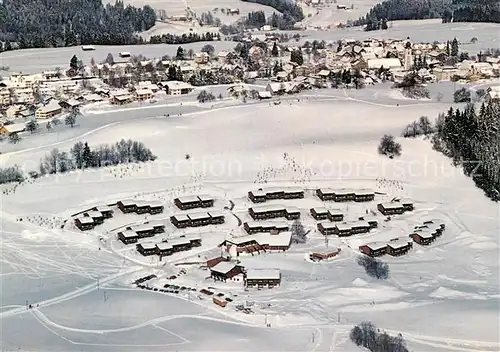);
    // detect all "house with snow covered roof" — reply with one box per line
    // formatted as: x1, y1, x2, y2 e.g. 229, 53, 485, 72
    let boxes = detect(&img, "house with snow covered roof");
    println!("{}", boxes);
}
210, 262, 244, 282
245, 269, 281, 288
